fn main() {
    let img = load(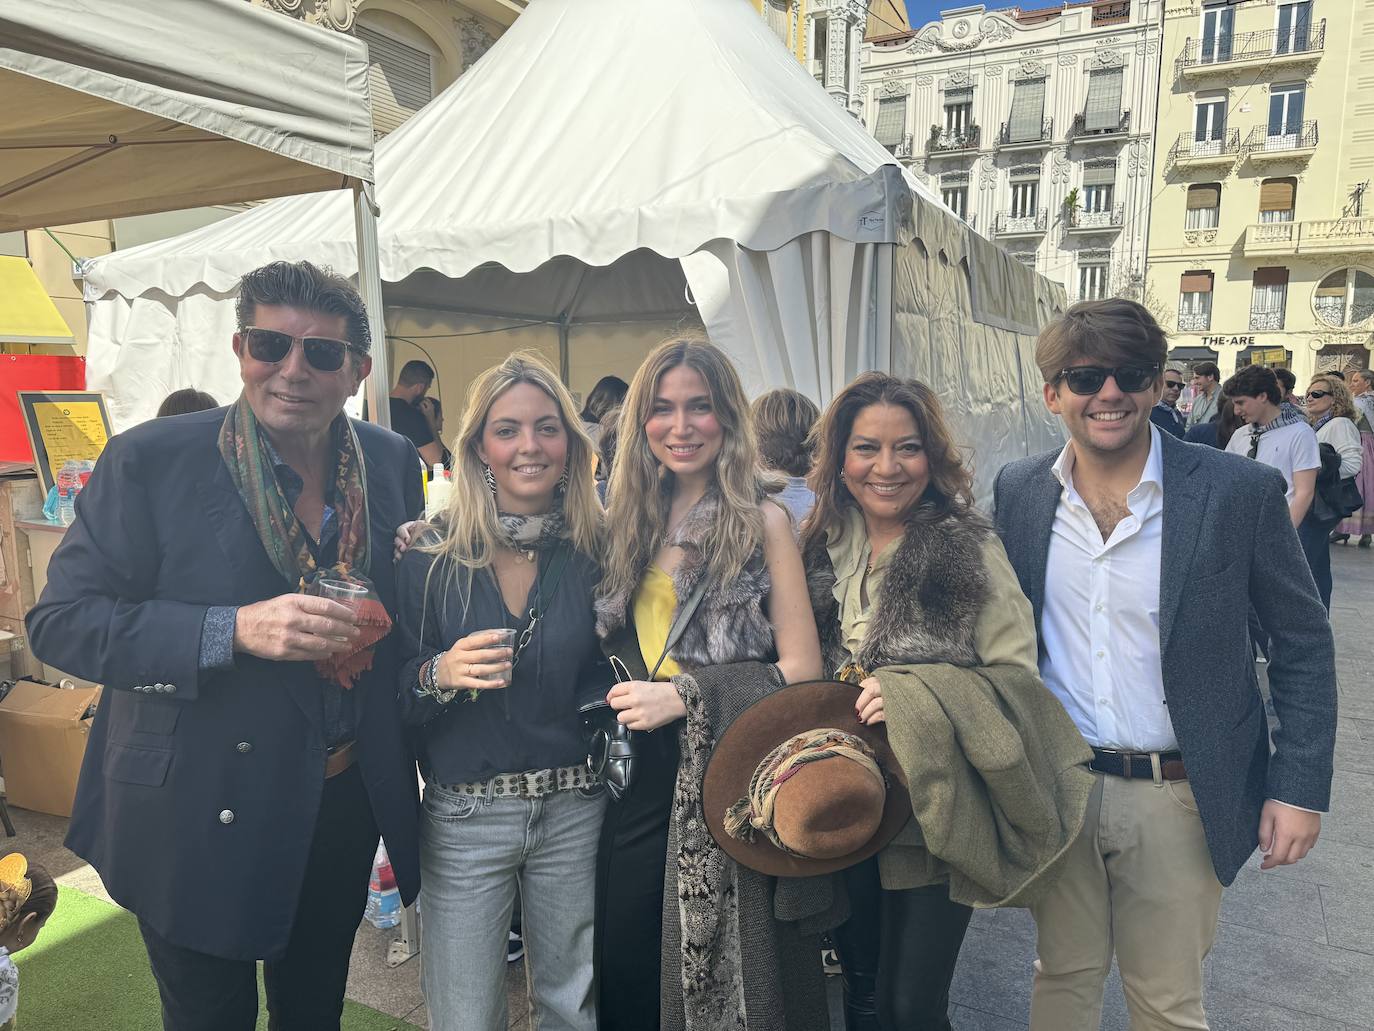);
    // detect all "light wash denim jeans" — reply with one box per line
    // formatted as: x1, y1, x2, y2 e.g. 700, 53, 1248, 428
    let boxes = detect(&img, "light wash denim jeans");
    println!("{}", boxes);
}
419, 779, 606, 1031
